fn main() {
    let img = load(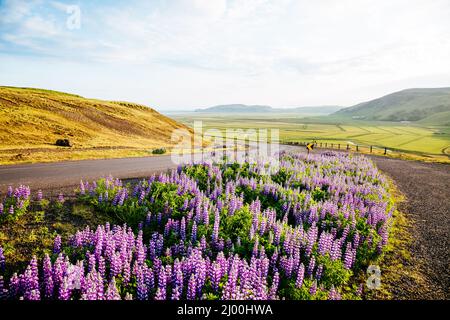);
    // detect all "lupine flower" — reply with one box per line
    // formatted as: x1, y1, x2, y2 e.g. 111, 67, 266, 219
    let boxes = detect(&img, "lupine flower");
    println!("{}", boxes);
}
0, 247, 5, 273
1, 151, 393, 301
295, 263, 305, 288
37, 190, 43, 202
53, 235, 62, 254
